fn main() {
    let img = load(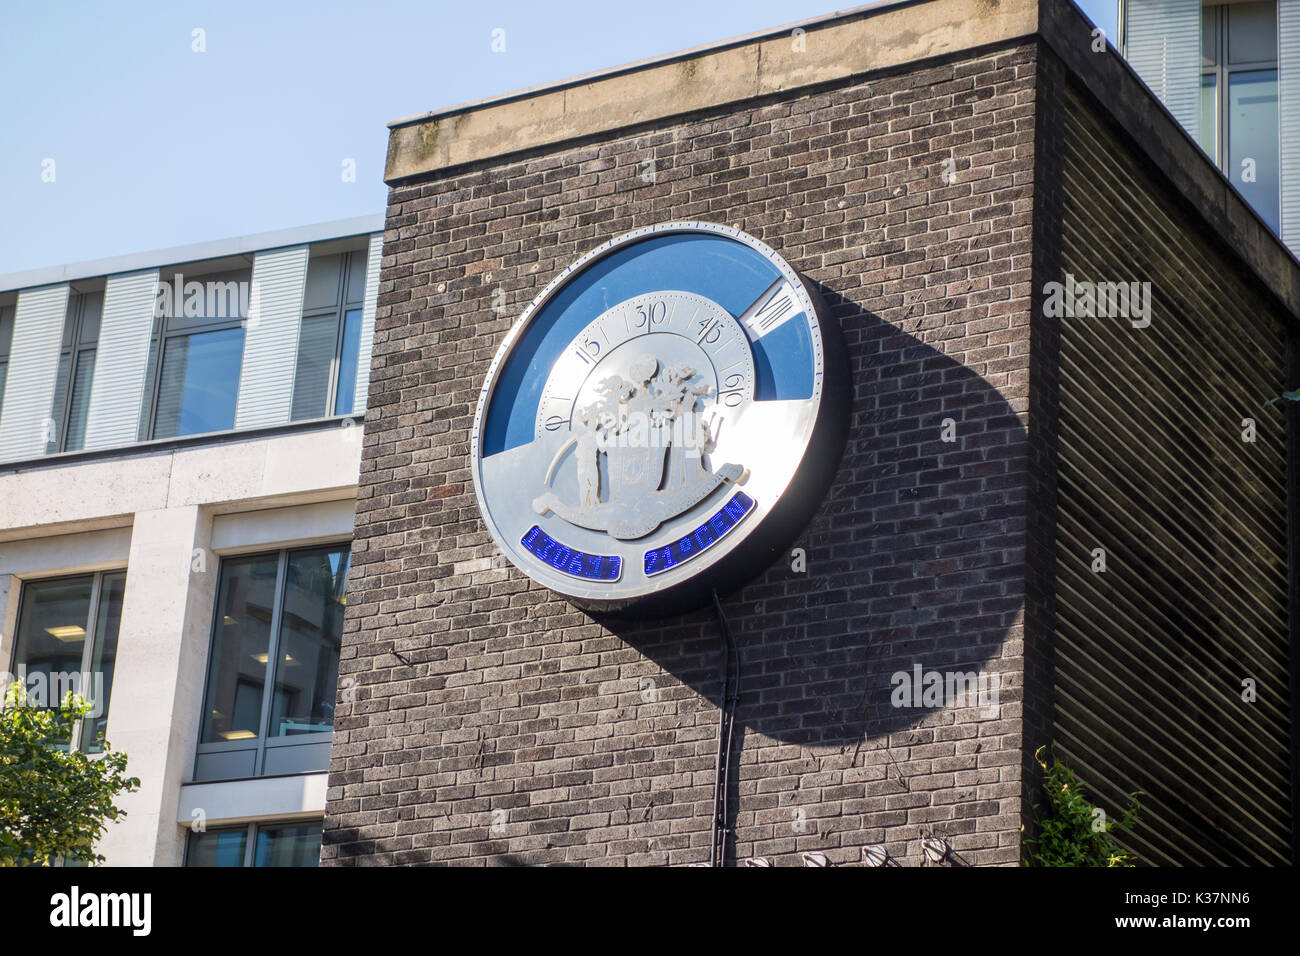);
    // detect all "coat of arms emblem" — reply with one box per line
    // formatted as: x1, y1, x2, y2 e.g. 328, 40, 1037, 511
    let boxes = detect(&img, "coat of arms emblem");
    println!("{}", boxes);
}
532, 354, 747, 540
